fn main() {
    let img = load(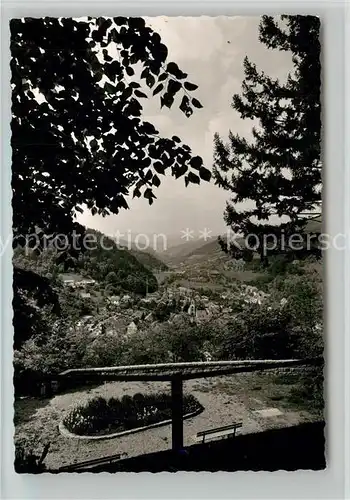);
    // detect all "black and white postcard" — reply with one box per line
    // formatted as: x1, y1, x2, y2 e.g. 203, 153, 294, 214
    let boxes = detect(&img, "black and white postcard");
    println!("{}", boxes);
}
11, 15, 324, 473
